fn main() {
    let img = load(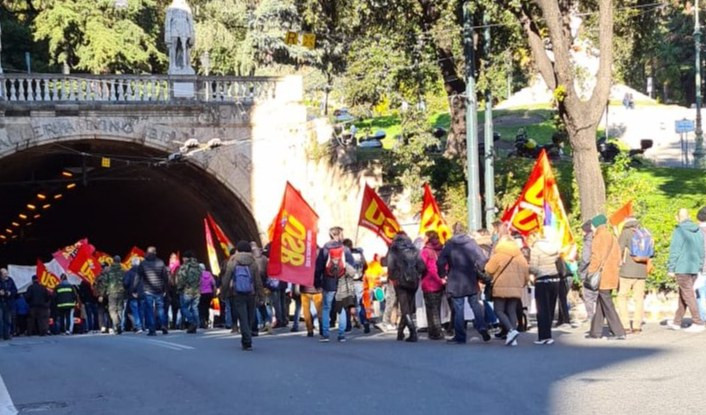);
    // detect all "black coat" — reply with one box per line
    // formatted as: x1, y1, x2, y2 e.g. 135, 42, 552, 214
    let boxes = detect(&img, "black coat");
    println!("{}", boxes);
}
25, 282, 51, 309
437, 234, 488, 297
